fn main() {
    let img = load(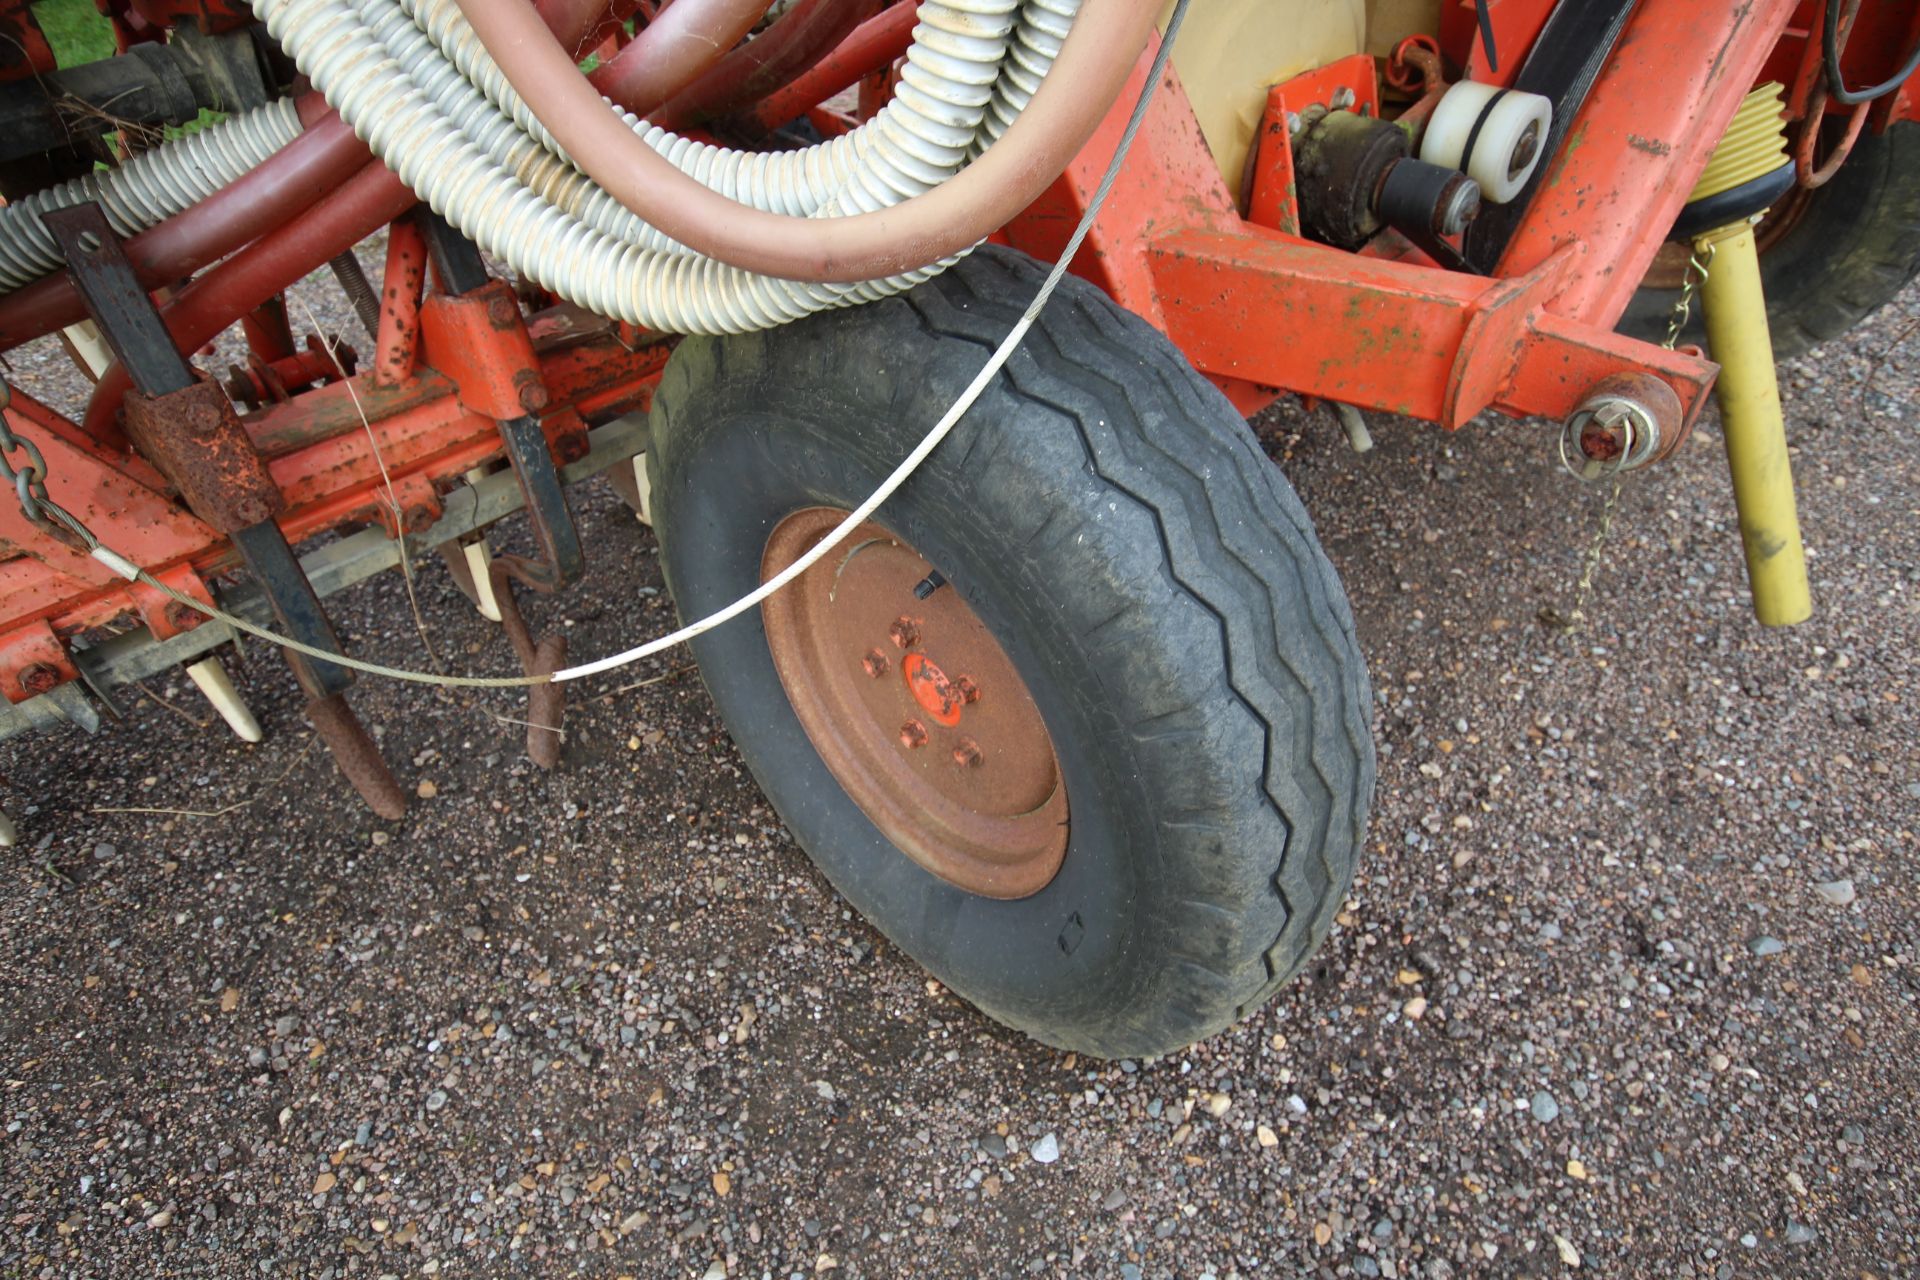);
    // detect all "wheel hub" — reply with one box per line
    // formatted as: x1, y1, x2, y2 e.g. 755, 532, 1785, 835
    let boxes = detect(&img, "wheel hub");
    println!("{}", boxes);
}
760, 508, 1068, 899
